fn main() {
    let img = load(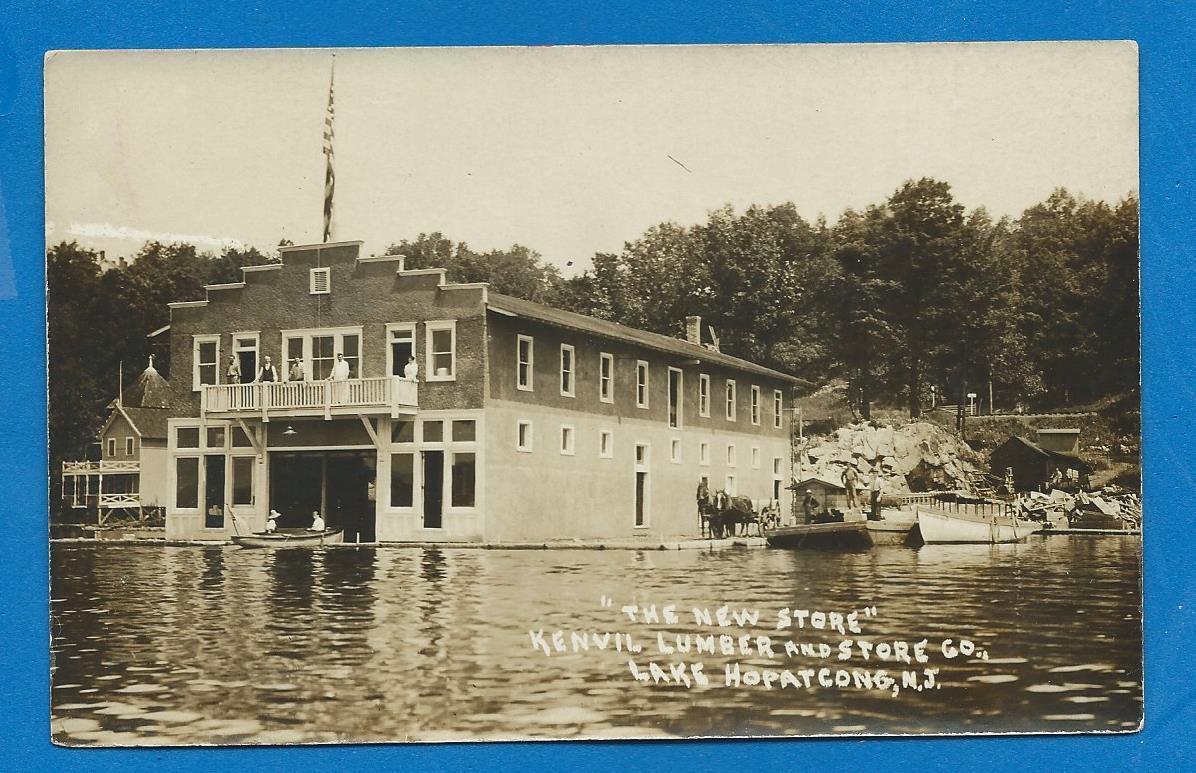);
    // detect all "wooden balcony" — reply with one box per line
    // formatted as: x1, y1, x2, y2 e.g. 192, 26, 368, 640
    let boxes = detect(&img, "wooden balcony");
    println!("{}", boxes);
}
201, 376, 418, 421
